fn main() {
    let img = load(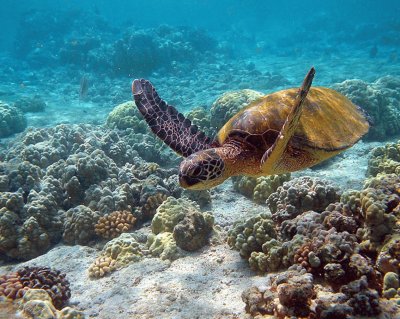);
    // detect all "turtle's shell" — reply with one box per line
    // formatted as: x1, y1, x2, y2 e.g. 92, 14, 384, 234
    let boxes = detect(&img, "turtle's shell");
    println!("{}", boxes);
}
217, 87, 369, 152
